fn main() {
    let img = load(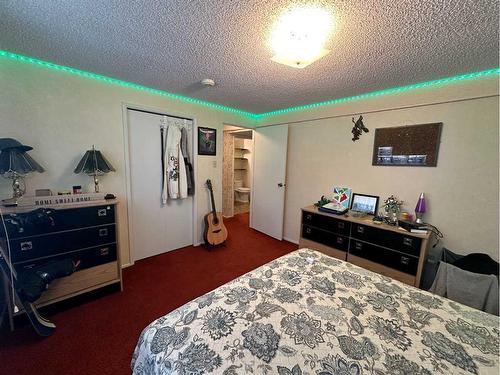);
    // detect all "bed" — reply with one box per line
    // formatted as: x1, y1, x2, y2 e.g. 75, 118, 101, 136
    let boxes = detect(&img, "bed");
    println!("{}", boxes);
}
131, 249, 499, 374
